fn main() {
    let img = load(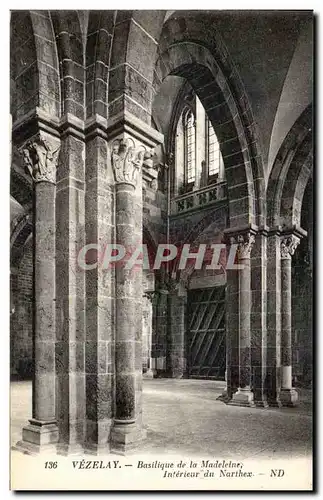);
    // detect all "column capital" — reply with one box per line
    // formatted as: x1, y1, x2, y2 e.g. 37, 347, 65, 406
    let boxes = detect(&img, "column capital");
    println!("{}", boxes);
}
20, 133, 60, 185
280, 234, 300, 260
110, 137, 146, 187
143, 290, 158, 303
142, 154, 160, 192
267, 224, 307, 239
230, 232, 256, 260
108, 112, 164, 189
